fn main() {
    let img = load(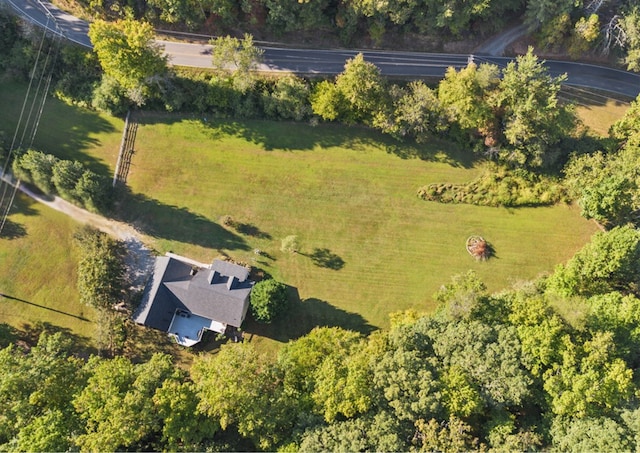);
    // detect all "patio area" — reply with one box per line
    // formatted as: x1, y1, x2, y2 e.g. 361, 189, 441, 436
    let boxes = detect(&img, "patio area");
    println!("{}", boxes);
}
167, 310, 226, 347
